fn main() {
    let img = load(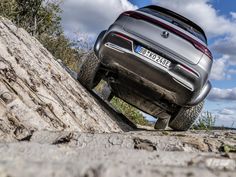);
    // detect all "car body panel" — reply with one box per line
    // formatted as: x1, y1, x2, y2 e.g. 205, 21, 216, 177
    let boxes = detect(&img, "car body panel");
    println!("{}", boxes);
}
94, 5, 213, 115
123, 16, 204, 65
